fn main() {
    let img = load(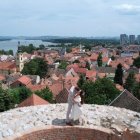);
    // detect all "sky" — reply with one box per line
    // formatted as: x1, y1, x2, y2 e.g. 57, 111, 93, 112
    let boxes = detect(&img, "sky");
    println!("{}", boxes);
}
0, 0, 140, 37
